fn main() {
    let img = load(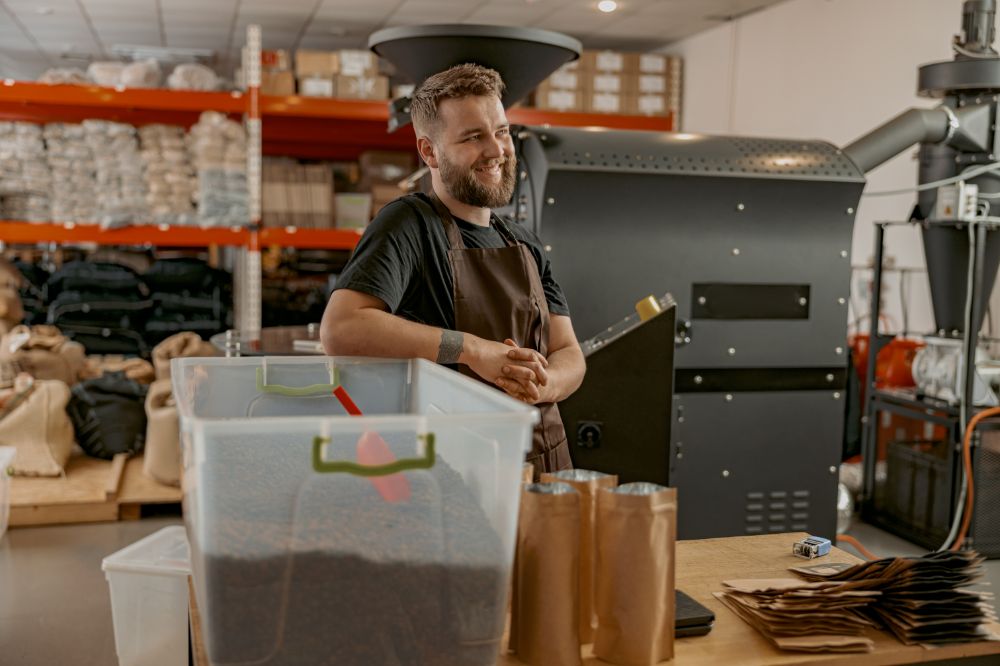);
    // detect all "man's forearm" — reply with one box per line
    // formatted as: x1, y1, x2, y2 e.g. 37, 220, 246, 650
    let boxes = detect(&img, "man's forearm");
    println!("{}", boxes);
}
322, 306, 453, 361
543, 345, 586, 403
